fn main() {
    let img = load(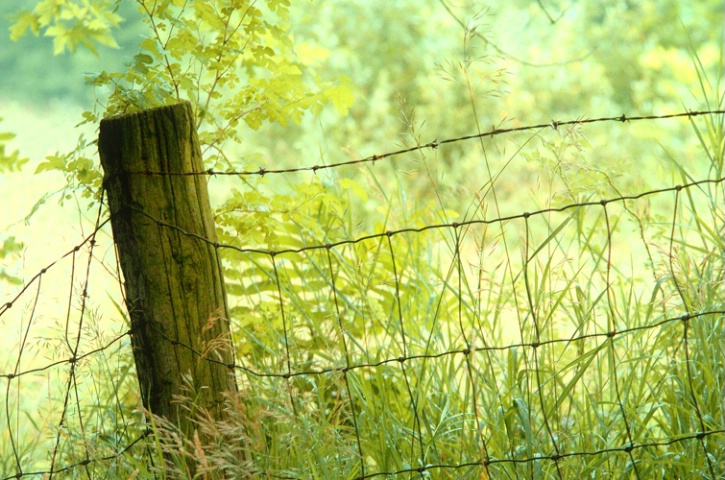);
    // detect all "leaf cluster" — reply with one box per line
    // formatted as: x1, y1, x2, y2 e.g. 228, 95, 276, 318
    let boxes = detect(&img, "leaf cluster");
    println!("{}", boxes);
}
10, 0, 123, 55
0, 118, 28, 174
11, 0, 354, 202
